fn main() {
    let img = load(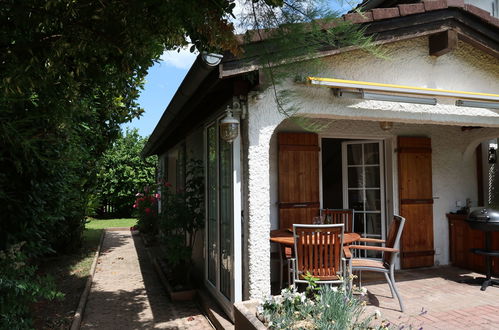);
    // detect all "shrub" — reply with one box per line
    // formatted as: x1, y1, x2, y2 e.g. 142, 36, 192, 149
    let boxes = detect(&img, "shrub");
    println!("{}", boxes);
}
258, 276, 387, 330
0, 243, 62, 329
159, 159, 204, 284
133, 186, 160, 234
